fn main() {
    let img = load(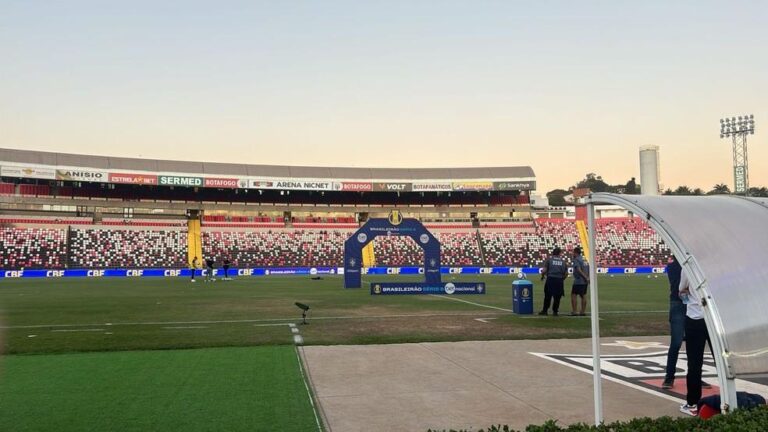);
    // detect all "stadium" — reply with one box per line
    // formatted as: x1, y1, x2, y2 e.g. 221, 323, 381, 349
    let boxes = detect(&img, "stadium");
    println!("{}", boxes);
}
2, 147, 743, 432
3, 3, 768, 430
